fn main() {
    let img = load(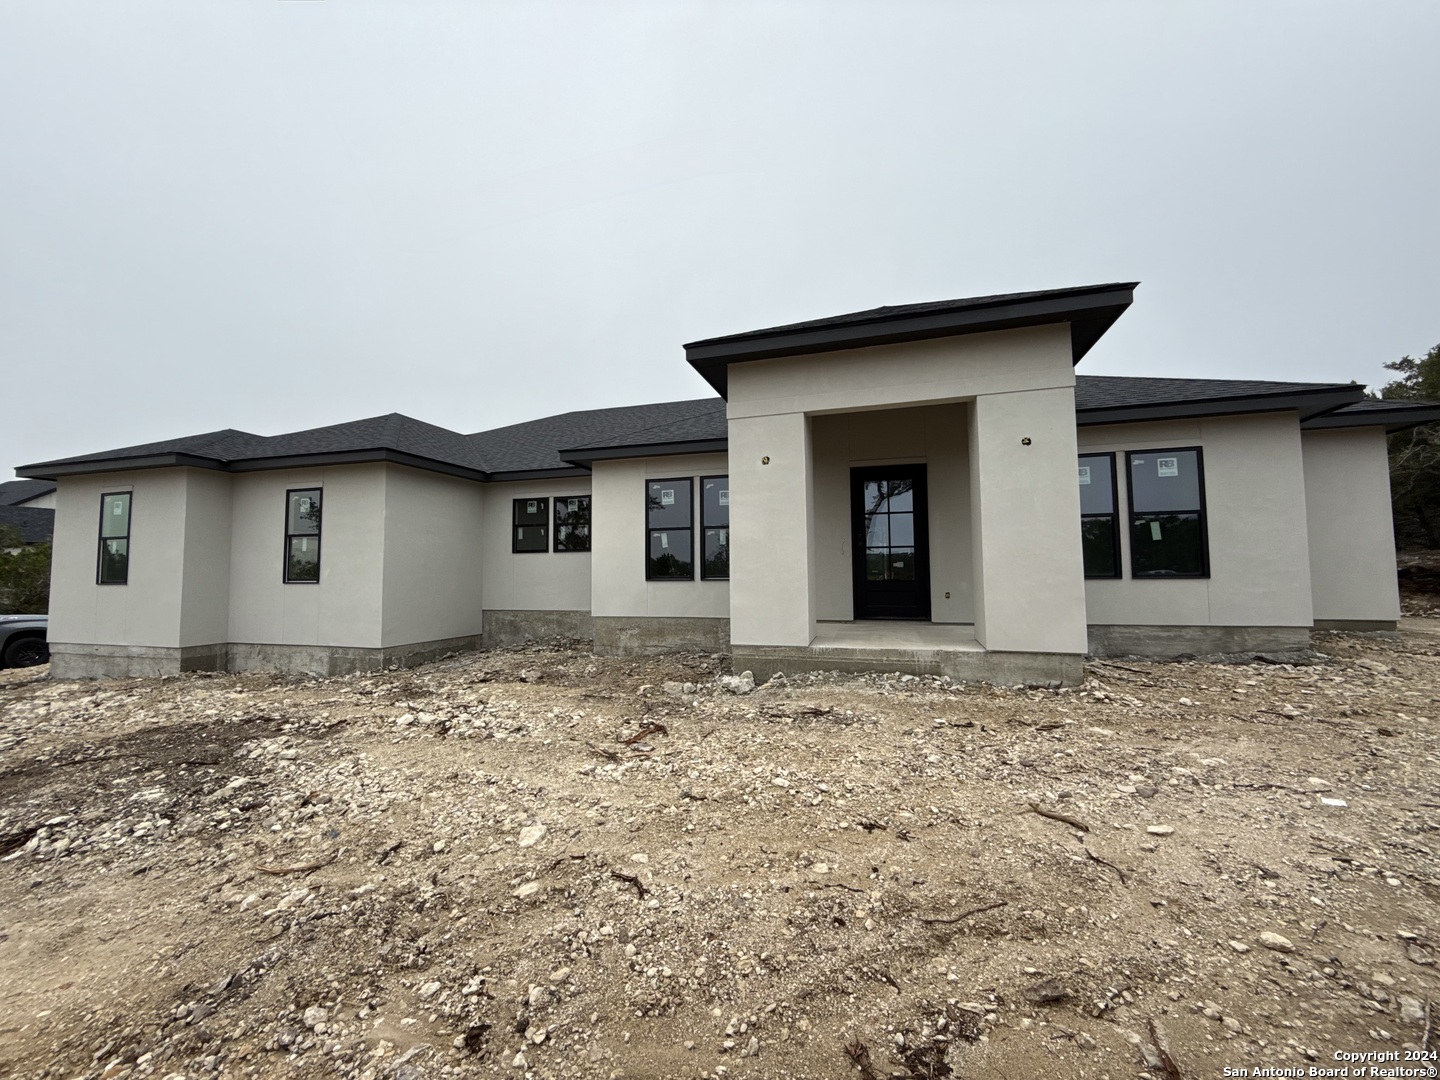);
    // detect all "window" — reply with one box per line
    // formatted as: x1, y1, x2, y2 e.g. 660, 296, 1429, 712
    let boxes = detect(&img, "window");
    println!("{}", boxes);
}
1127, 448, 1208, 578
700, 475, 729, 579
285, 488, 322, 583
1078, 454, 1119, 578
554, 495, 591, 552
513, 497, 549, 553
646, 478, 693, 580
97, 492, 131, 584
